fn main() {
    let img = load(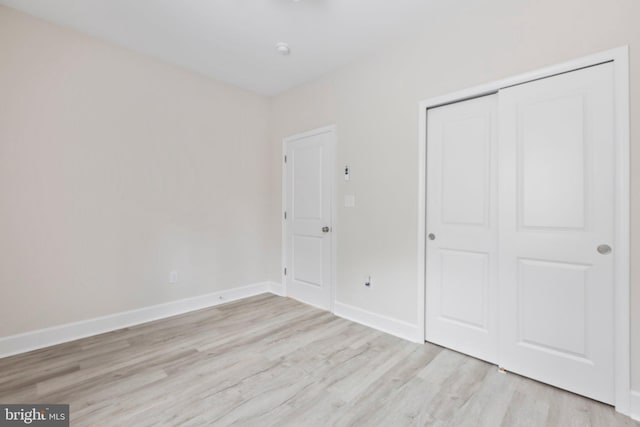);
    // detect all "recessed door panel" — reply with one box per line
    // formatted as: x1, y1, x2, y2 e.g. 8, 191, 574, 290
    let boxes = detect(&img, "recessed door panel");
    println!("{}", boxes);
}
439, 250, 488, 330
292, 235, 323, 287
293, 145, 323, 220
518, 259, 588, 358
520, 95, 586, 230
441, 117, 490, 226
